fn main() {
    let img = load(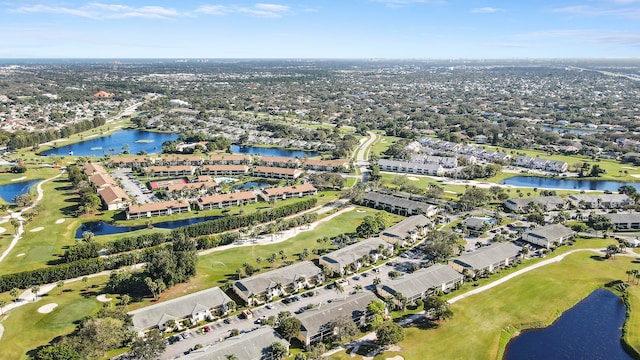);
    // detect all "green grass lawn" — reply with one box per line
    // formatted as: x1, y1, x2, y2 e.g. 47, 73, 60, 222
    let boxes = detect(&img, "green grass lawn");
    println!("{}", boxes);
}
329, 239, 640, 360
0, 169, 81, 275
0, 275, 108, 360
152, 207, 402, 304
481, 144, 640, 182
370, 135, 402, 158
